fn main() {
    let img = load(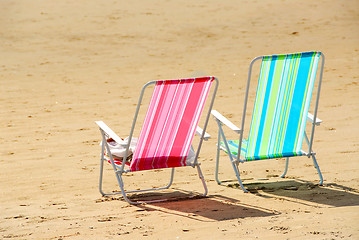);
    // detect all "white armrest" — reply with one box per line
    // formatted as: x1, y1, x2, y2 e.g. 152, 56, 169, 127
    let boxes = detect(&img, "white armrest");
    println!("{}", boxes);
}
211, 110, 241, 133
196, 126, 211, 141
307, 113, 322, 126
95, 121, 128, 146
